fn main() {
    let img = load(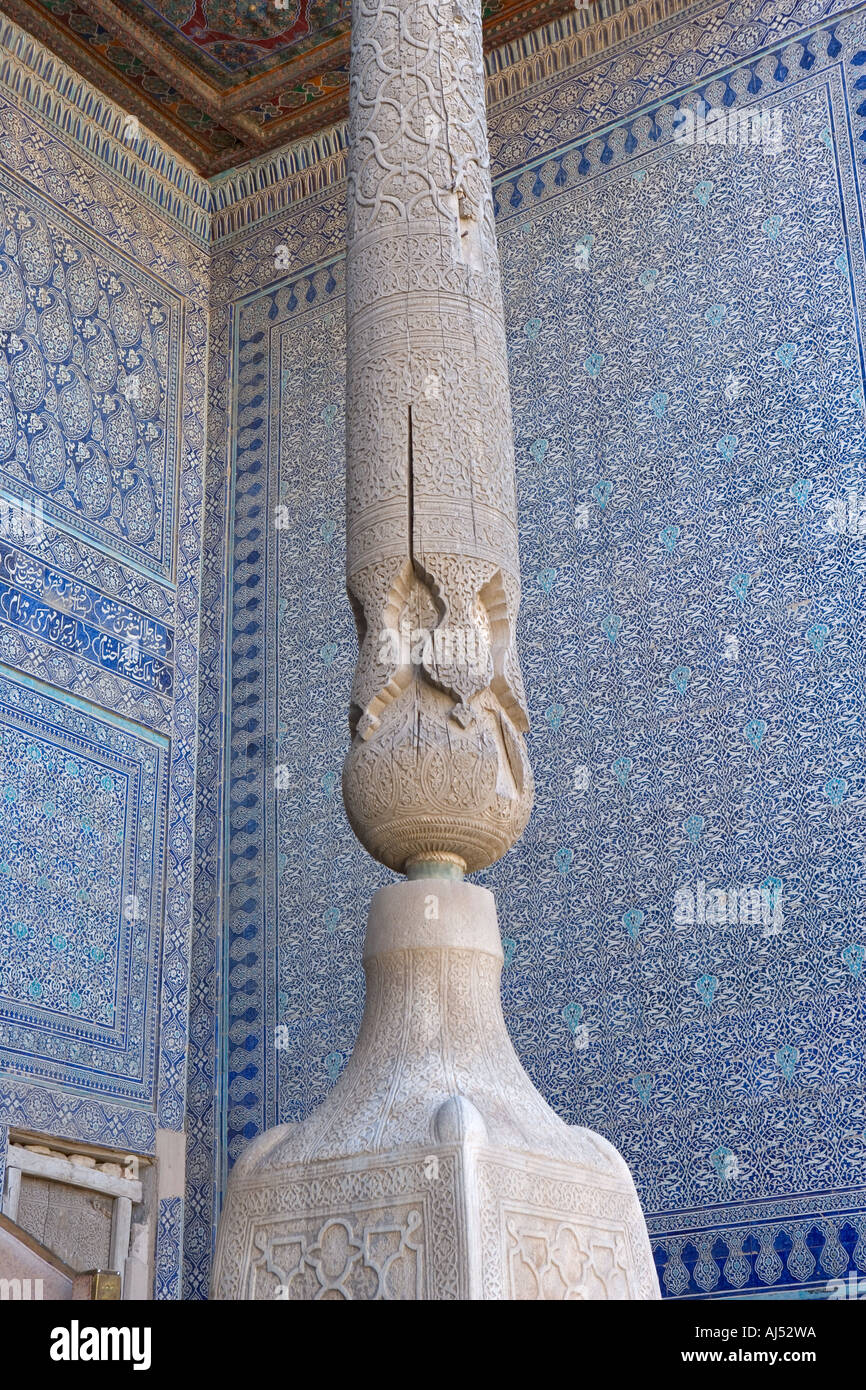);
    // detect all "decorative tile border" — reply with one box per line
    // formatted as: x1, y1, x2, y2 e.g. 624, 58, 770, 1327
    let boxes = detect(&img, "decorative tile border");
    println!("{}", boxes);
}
154, 1195, 183, 1300
649, 1190, 866, 1297
0, 1081, 156, 1152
